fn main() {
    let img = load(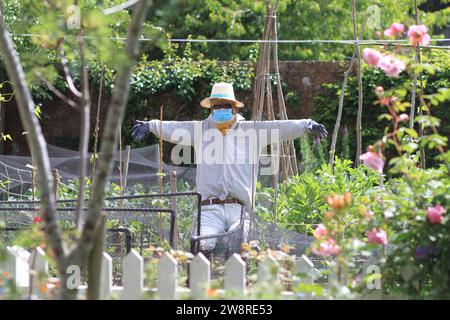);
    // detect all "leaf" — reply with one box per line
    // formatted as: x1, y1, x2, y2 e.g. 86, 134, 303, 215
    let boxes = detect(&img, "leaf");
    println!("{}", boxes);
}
378, 114, 393, 121
1, 133, 13, 141
34, 105, 42, 119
